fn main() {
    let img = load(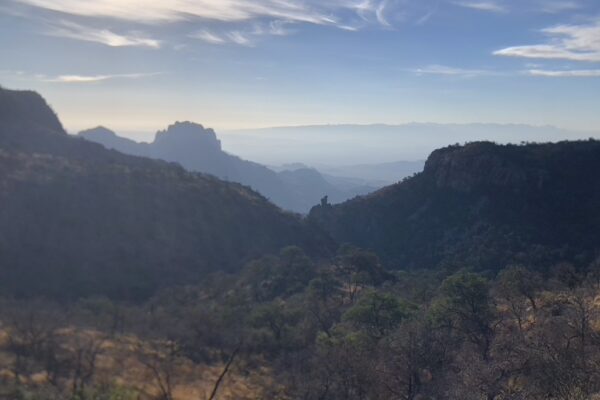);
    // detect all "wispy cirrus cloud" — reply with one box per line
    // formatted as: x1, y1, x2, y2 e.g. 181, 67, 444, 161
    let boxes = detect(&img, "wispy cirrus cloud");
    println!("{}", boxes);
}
227, 31, 252, 46
452, 1, 507, 13
415, 4, 439, 26
48, 20, 160, 48
527, 69, 600, 77
40, 72, 162, 83
0, 69, 163, 83
189, 20, 294, 46
375, 0, 391, 27
8, 0, 409, 48
494, 19, 600, 62
538, 0, 582, 14
188, 30, 227, 44
410, 64, 503, 77
11, 0, 391, 29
